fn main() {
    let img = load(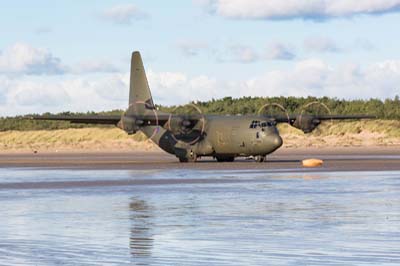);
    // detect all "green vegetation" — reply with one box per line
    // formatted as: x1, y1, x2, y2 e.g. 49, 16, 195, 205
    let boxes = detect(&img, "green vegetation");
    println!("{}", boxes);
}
161, 95, 400, 118
1, 96, 399, 131
0, 110, 123, 131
